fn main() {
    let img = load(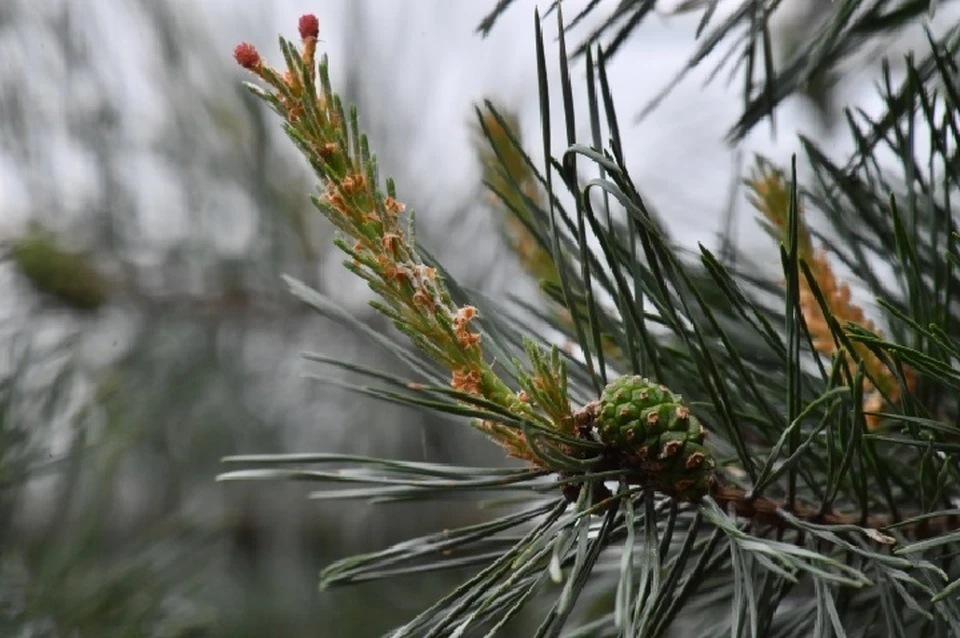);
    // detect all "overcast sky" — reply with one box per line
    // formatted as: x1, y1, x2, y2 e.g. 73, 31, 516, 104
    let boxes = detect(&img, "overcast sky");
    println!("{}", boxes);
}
2, 0, 957, 292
